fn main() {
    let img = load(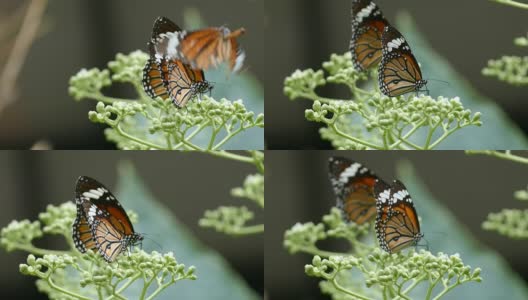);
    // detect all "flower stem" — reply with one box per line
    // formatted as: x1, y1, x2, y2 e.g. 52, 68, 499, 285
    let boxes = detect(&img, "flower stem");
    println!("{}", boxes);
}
490, 0, 528, 9
466, 150, 528, 164
332, 277, 373, 300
